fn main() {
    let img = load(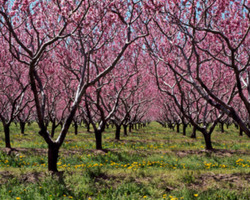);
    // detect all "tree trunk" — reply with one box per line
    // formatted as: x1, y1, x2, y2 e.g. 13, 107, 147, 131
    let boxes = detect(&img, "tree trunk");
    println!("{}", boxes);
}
129, 124, 132, 132
239, 127, 243, 136
4, 124, 11, 148
191, 126, 196, 138
48, 144, 59, 172
123, 125, 128, 136
183, 123, 187, 136
115, 124, 121, 140
220, 122, 224, 133
95, 130, 102, 150
132, 124, 135, 130
74, 121, 78, 135
235, 123, 238, 129
176, 123, 180, 133
20, 121, 26, 134
86, 123, 90, 132
45, 120, 49, 129
203, 133, 213, 150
